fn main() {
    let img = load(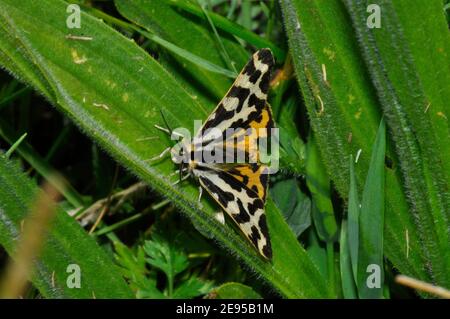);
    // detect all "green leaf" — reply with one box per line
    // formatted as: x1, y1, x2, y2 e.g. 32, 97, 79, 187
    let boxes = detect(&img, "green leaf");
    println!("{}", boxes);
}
270, 177, 311, 237
276, 96, 306, 175
280, 0, 431, 285
167, 0, 286, 61
172, 276, 213, 299
357, 119, 386, 299
348, 155, 359, 283
144, 234, 189, 297
114, 241, 166, 299
114, 241, 151, 294
211, 282, 262, 299
344, 0, 450, 288
305, 228, 327, 280
0, 155, 133, 298
114, 0, 248, 106
0, 0, 330, 298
